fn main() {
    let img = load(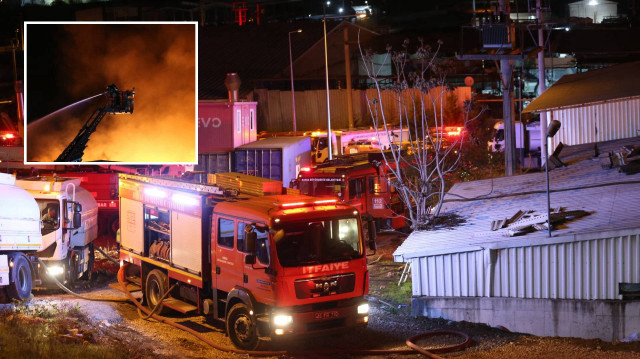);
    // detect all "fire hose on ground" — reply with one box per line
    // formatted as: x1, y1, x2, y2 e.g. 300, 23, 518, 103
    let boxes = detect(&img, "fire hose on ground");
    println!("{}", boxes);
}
116, 262, 472, 358
34, 251, 474, 358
